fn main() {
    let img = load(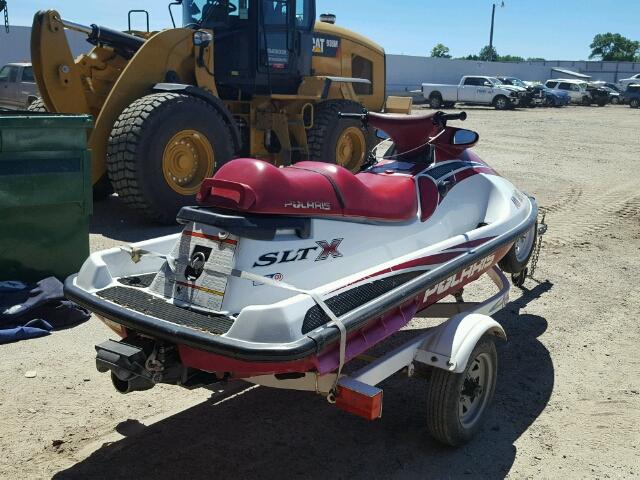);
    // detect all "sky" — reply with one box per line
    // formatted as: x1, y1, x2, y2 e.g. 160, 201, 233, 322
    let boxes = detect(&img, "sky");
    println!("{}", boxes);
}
5, 0, 640, 60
